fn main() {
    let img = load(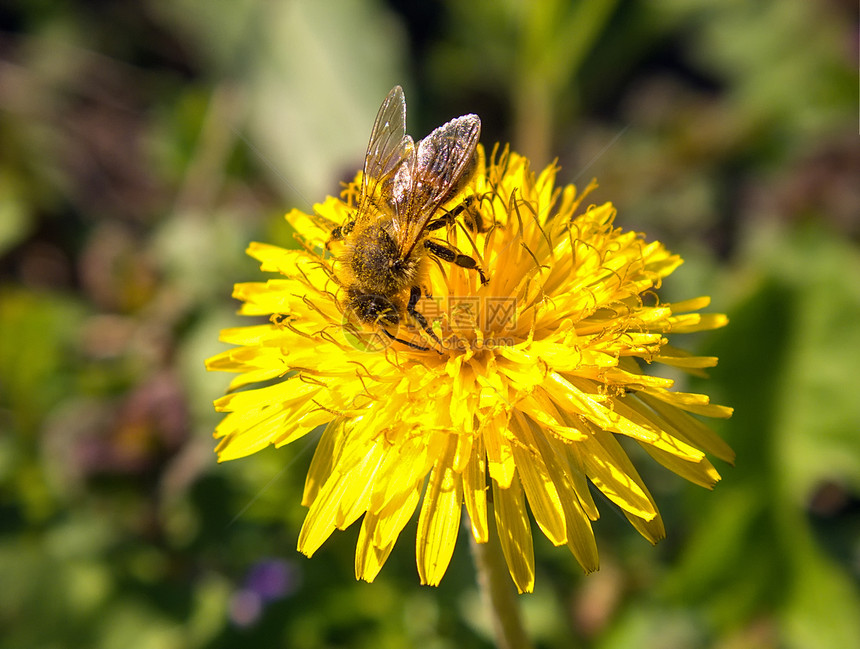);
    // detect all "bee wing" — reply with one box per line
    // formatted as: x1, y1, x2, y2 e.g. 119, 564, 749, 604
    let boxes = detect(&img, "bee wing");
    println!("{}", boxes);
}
394, 114, 481, 256
356, 86, 414, 226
